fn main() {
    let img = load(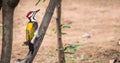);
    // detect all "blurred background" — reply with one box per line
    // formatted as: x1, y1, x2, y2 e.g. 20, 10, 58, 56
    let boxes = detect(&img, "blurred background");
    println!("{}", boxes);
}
1, 0, 120, 63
